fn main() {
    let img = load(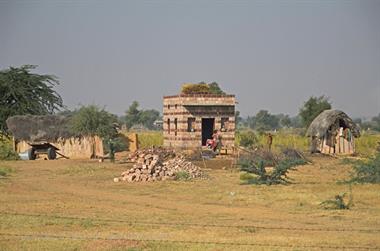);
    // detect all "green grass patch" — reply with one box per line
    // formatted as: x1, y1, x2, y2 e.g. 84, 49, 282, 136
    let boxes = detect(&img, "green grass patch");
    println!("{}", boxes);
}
137, 131, 163, 148
0, 166, 14, 177
355, 133, 380, 157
